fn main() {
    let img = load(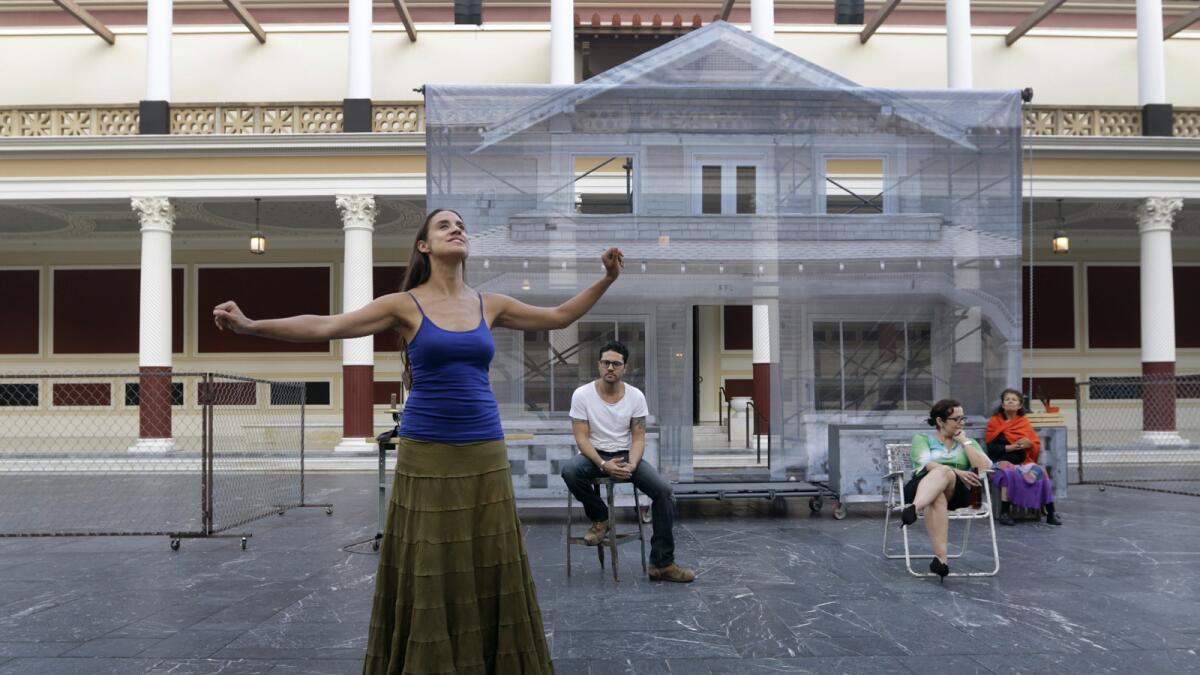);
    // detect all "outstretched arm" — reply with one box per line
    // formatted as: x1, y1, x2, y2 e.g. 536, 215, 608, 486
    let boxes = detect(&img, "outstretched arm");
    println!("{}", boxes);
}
213, 292, 410, 342
491, 248, 623, 331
